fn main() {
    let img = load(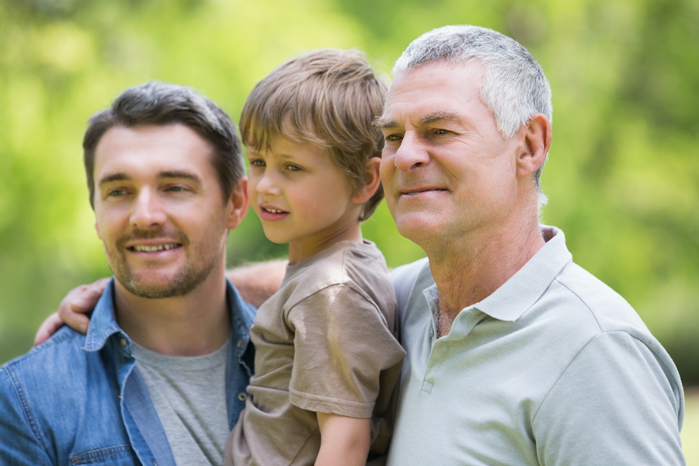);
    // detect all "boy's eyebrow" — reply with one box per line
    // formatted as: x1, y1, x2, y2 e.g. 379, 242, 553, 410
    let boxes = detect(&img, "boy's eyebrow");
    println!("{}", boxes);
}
374, 111, 461, 130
